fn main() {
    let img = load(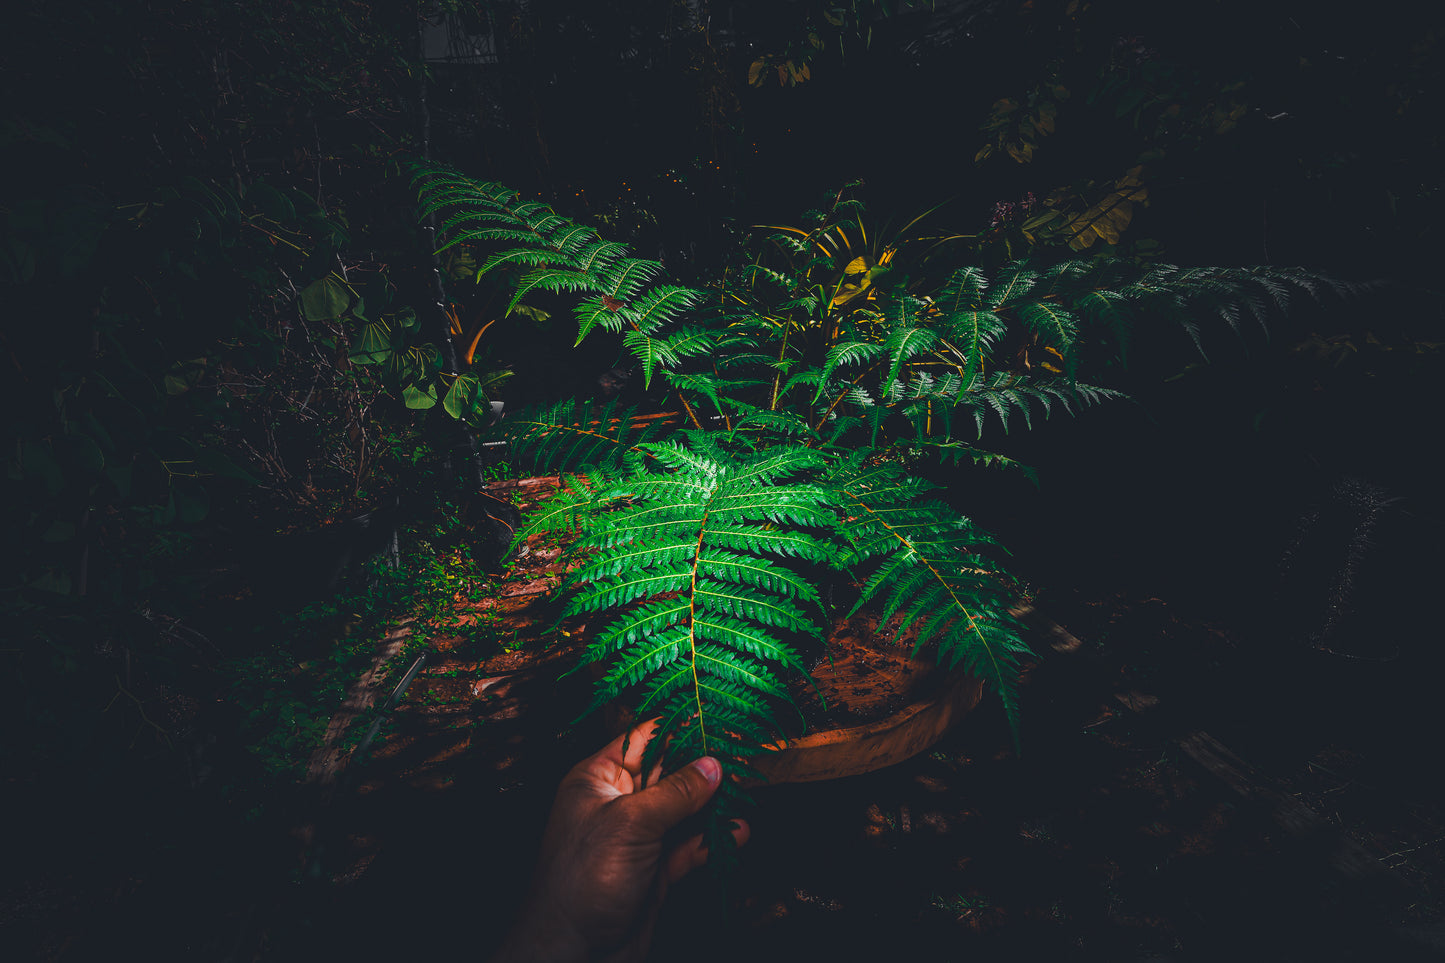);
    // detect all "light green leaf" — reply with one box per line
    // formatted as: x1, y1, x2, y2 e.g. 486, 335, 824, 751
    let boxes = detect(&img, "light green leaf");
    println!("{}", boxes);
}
402, 383, 438, 409
442, 372, 484, 420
